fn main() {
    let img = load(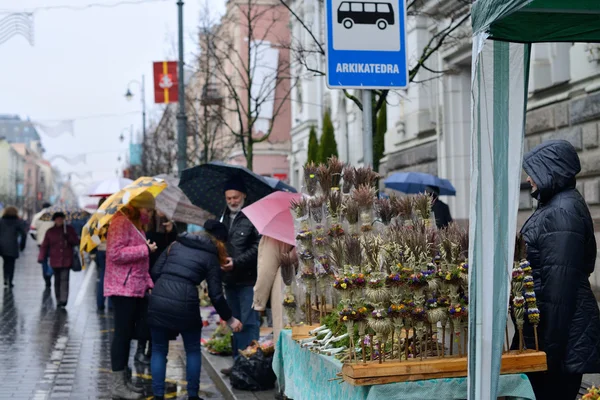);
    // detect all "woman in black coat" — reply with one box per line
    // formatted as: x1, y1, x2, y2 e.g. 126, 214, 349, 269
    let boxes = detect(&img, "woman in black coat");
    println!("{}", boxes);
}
148, 220, 242, 400
0, 206, 27, 288
516, 139, 600, 400
134, 211, 178, 364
